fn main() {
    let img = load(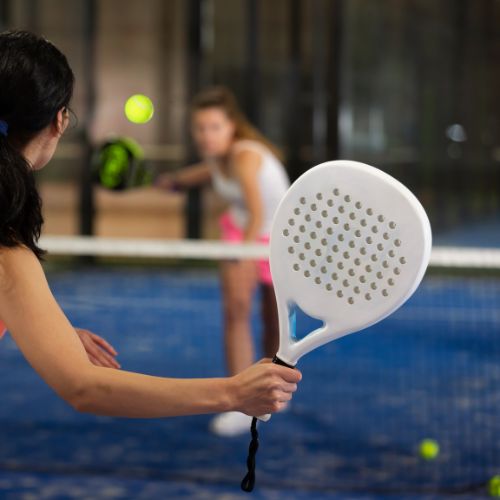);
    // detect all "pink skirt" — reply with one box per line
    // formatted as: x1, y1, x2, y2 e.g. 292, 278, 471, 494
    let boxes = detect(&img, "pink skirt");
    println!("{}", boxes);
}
219, 212, 272, 284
